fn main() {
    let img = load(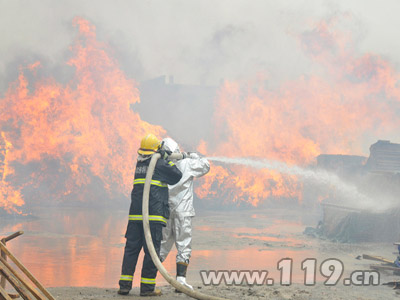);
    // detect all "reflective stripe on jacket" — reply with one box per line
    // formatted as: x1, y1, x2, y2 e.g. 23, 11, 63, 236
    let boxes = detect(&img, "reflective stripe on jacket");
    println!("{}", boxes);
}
129, 155, 182, 226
